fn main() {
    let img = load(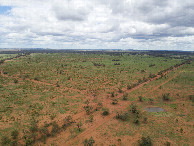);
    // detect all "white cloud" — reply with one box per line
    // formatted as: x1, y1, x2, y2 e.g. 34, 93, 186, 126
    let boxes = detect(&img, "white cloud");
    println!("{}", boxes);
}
0, 0, 194, 50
